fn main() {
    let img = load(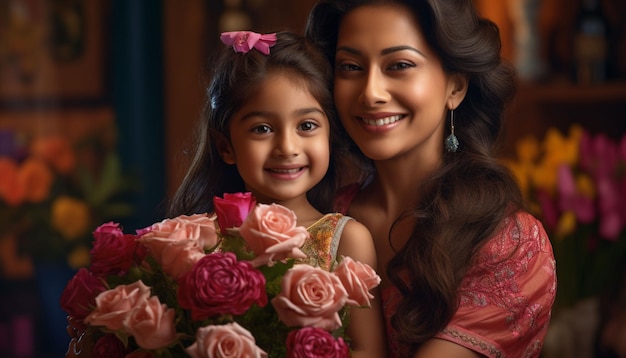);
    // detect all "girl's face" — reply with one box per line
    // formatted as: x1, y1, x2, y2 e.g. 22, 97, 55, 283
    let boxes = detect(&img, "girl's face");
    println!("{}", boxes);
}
333, 4, 462, 162
221, 72, 331, 205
